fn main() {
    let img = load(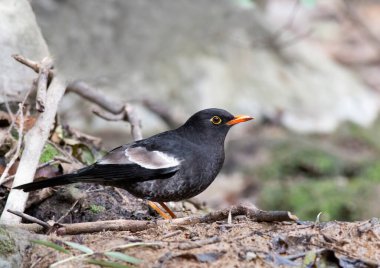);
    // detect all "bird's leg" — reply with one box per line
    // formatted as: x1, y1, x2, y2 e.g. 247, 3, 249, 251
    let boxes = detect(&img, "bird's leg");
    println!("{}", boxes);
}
147, 201, 171, 219
158, 202, 177, 219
